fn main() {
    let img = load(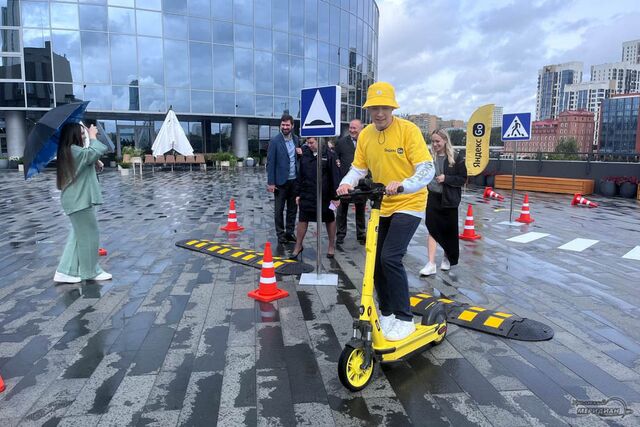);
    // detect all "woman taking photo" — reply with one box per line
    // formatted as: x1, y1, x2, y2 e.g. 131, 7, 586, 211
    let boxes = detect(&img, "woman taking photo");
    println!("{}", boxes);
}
54, 122, 111, 283
420, 129, 467, 276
